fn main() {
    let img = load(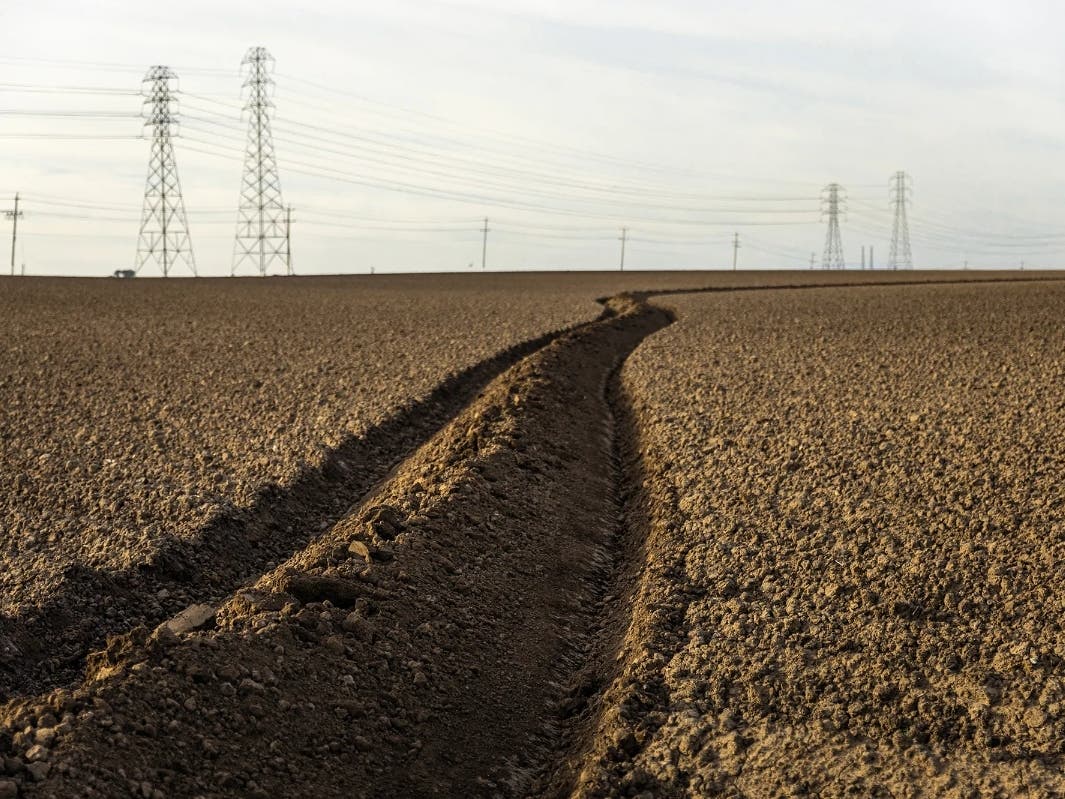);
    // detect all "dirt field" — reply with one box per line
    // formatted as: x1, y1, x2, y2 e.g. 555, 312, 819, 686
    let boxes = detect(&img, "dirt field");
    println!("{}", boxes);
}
0, 271, 1062, 798
573, 282, 1065, 797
